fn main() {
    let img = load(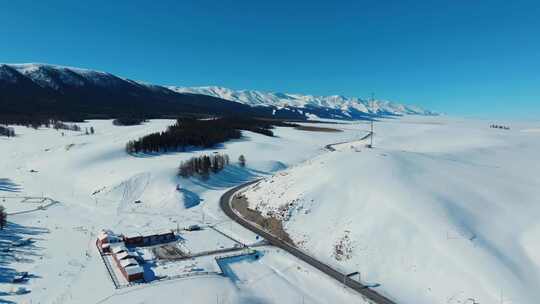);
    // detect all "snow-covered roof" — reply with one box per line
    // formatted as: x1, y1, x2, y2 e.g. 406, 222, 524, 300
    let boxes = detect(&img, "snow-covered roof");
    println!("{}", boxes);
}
111, 244, 127, 254
116, 251, 138, 260
152, 229, 174, 236
123, 229, 174, 240
124, 265, 143, 275
123, 232, 143, 239
120, 258, 138, 268
98, 230, 121, 242
98, 233, 108, 241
